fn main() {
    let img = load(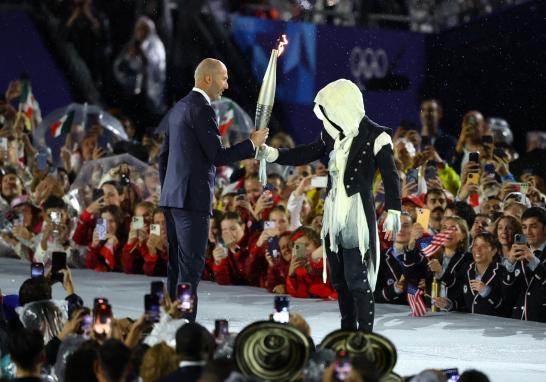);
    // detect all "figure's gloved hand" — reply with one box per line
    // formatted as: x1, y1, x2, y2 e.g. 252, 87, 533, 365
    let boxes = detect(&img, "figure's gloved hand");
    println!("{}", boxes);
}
255, 144, 279, 162
383, 209, 401, 242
